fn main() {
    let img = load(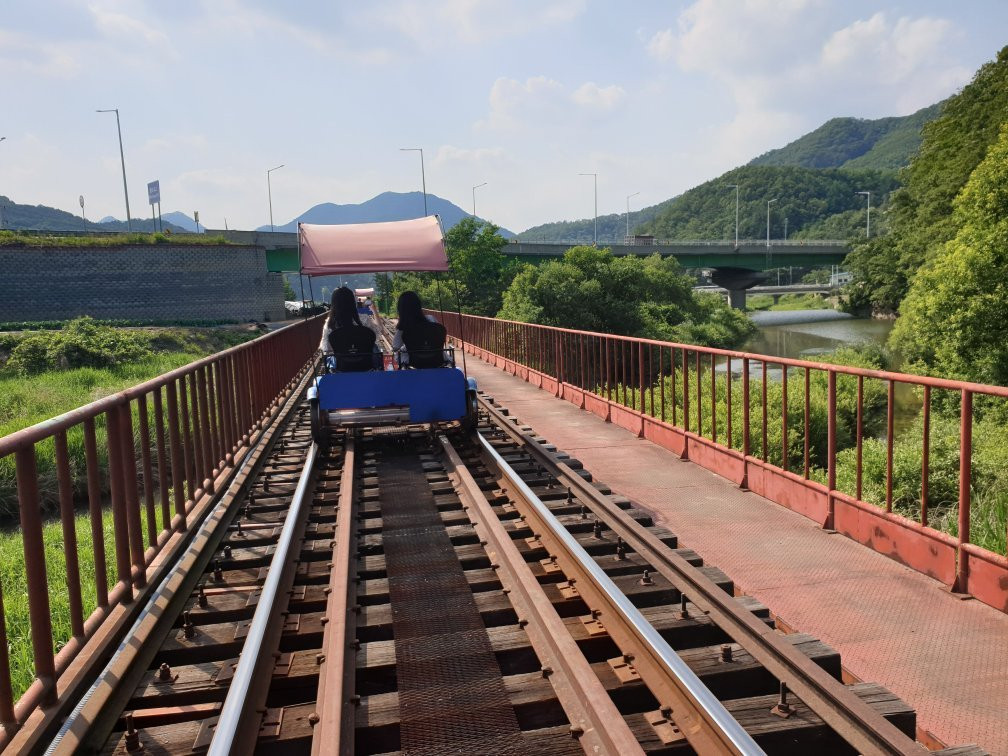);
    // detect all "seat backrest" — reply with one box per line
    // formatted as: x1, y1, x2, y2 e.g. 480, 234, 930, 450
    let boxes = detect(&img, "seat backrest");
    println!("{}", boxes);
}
328, 325, 377, 372
401, 320, 447, 369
